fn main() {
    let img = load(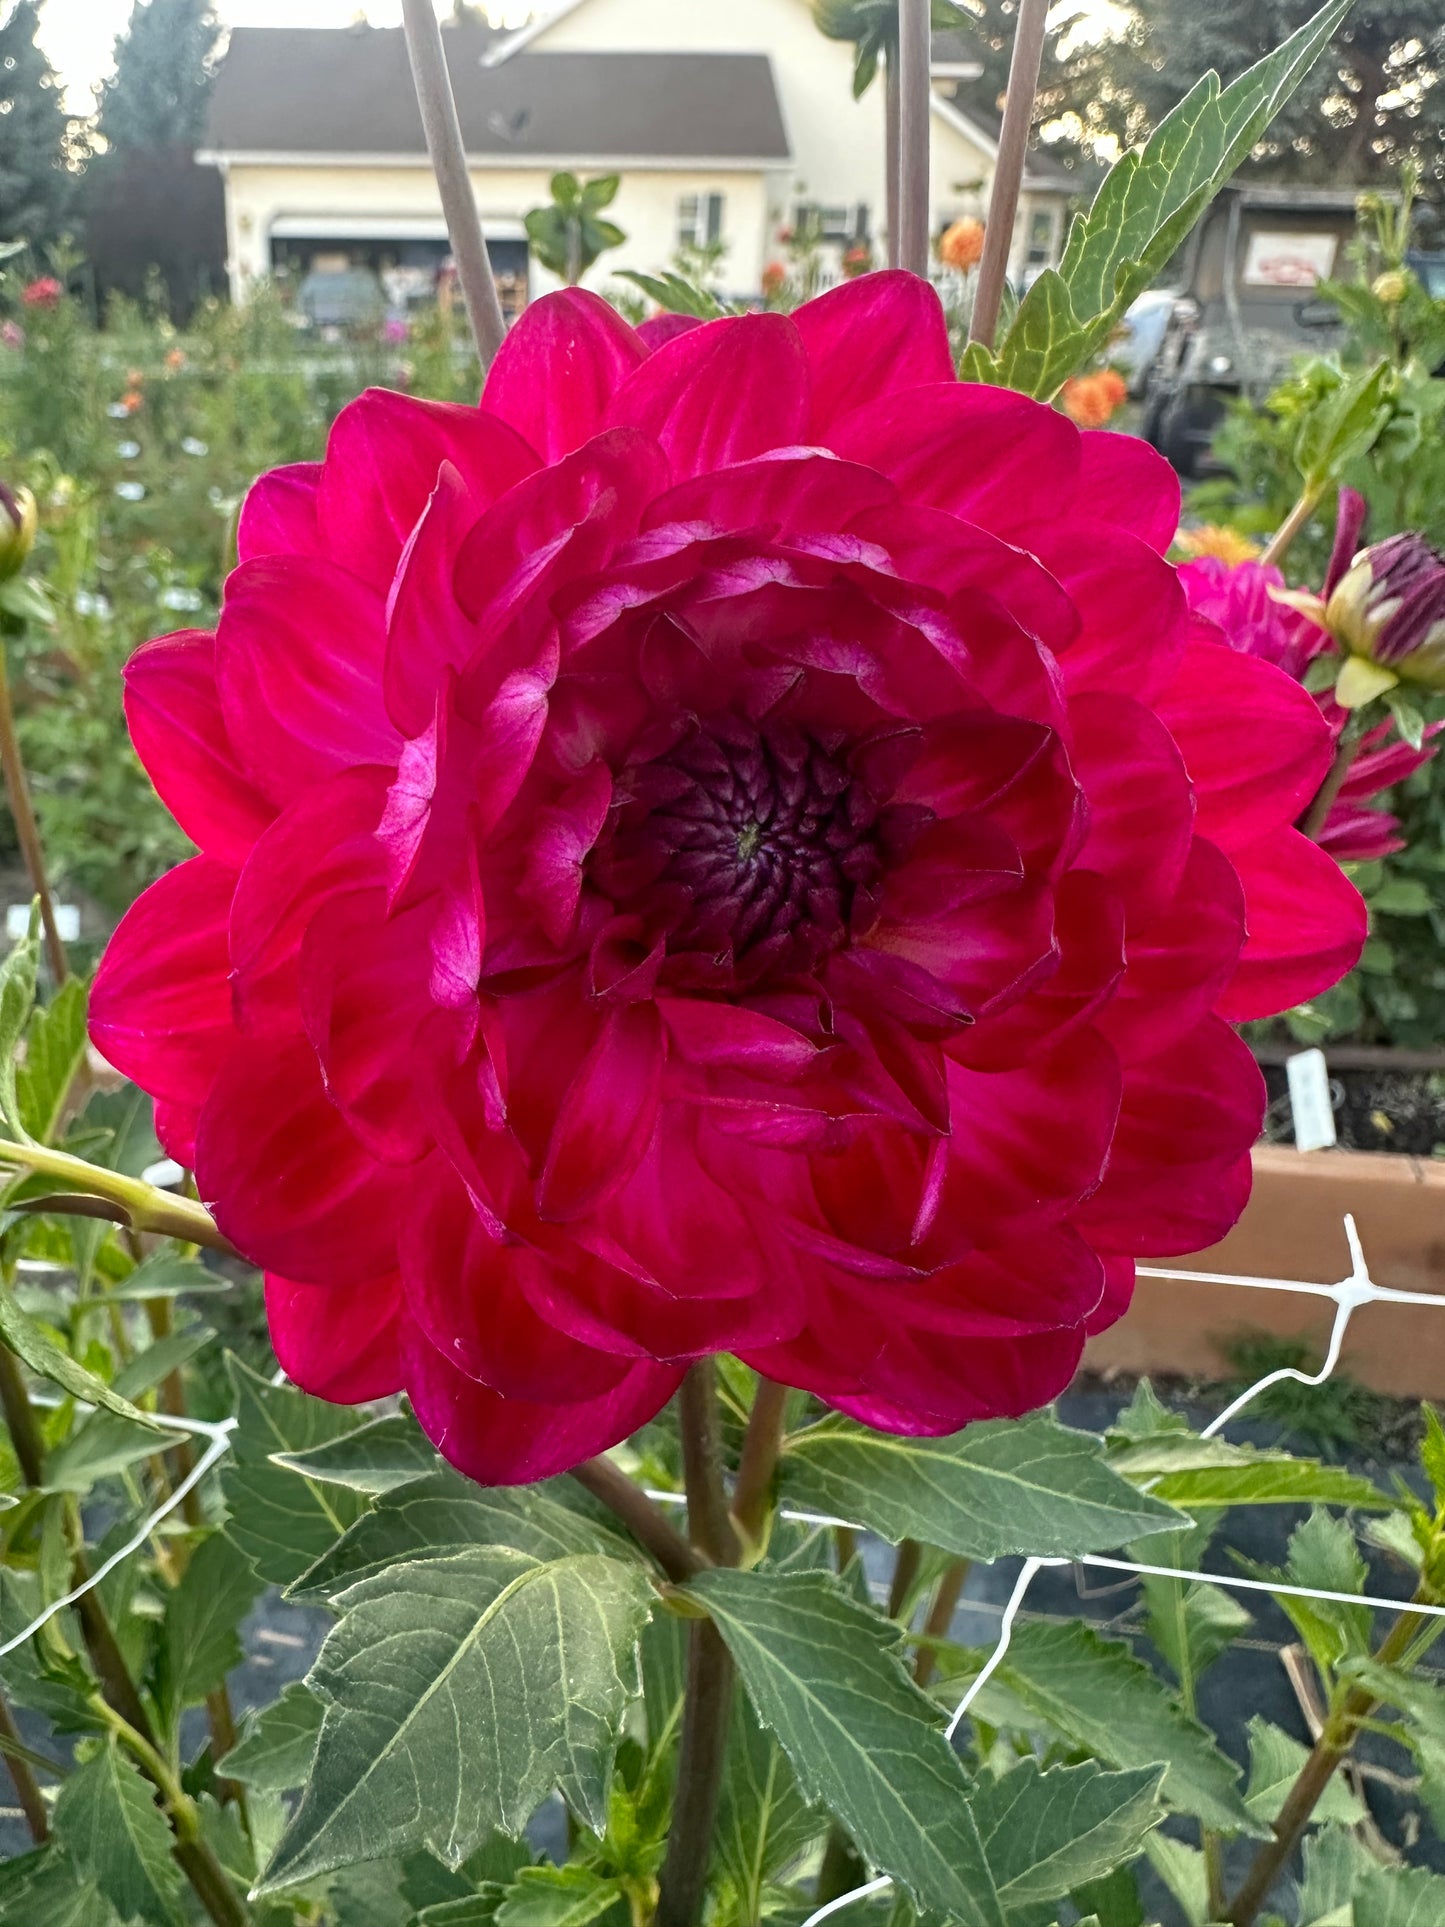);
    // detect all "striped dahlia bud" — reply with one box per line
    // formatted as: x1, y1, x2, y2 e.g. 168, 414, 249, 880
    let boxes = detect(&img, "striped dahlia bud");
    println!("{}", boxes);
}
1324, 533, 1445, 705
0, 483, 37, 583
